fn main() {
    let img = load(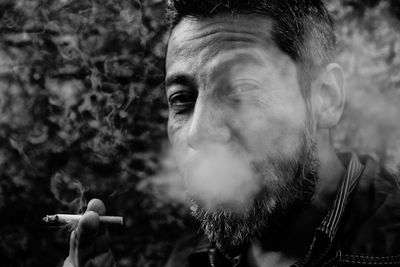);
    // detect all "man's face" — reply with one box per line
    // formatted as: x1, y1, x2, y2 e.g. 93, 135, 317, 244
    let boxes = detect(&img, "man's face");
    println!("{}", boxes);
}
165, 14, 318, 253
